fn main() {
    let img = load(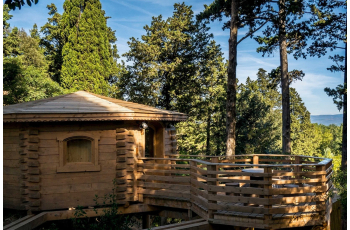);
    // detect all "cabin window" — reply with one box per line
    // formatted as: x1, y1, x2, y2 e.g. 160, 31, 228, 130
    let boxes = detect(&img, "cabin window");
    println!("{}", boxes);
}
57, 133, 100, 173
67, 138, 92, 162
